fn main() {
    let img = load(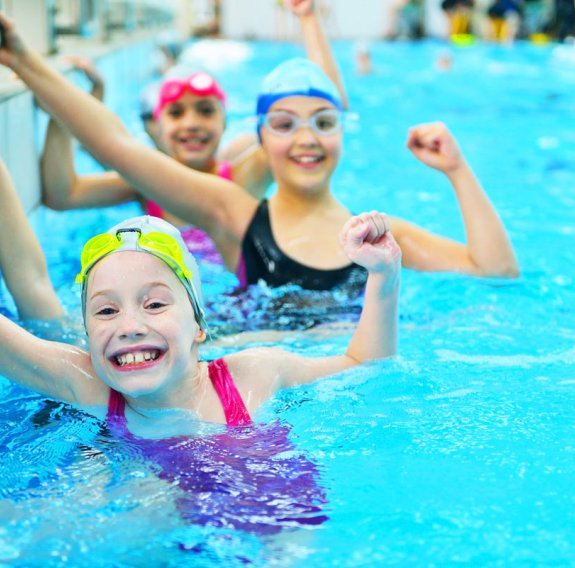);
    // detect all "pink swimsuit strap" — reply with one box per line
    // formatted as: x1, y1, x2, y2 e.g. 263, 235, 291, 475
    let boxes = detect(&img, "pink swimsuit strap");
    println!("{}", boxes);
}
106, 389, 128, 433
216, 160, 232, 181
207, 358, 252, 426
106, 357, 252, 429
